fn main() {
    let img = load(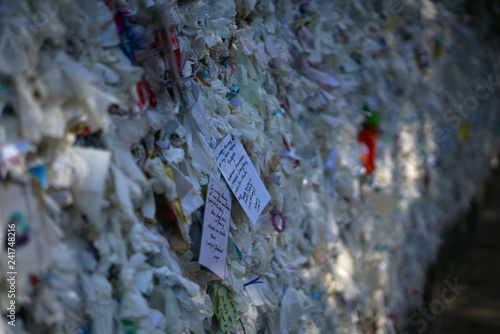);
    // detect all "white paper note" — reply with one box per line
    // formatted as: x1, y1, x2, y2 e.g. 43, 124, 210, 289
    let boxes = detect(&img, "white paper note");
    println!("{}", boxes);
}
199, 175, 232, 278
72, 147, 111, 223
213, 134, 271, 224
0, 183, 49, 276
